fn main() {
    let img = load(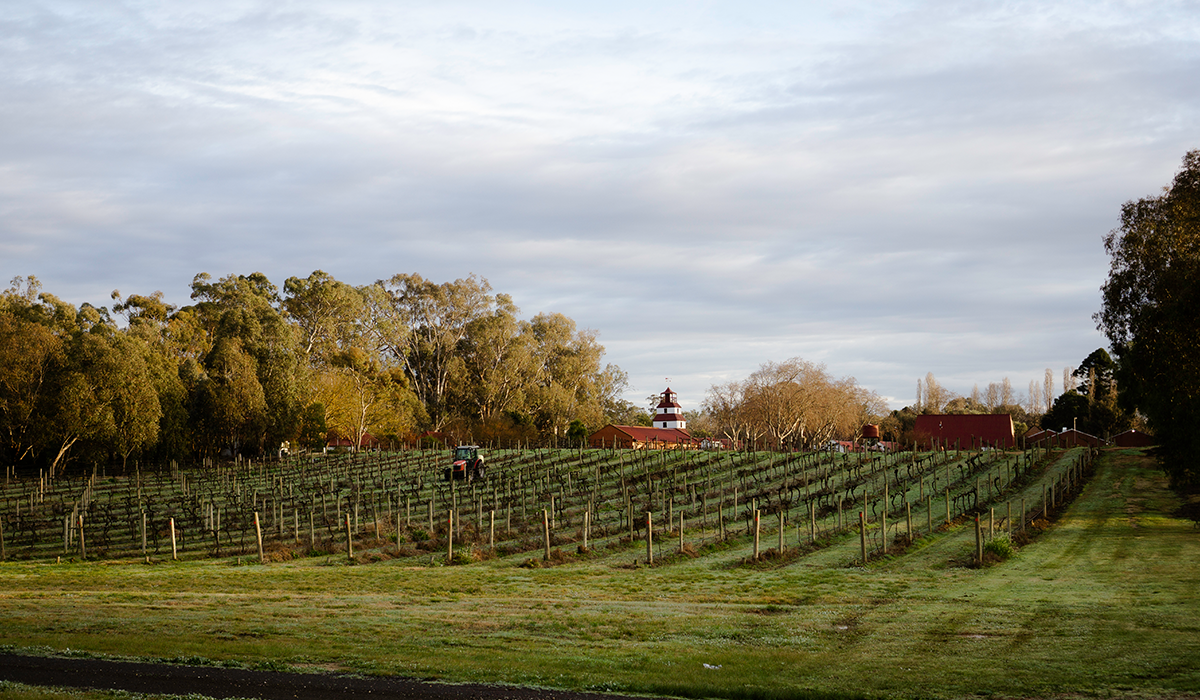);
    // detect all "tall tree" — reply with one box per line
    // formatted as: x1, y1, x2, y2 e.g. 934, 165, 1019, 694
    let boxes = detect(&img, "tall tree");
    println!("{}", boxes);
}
1097, 150, 1200, 488
378, 273, 493, 428
187, 273, 304, 453
0, 309, 62, 465
282, 270, 365, 359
